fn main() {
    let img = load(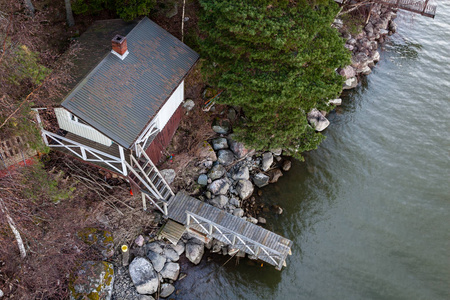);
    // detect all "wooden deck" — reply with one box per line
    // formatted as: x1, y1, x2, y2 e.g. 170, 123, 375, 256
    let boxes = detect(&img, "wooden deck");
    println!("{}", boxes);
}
334, 0, 437, 18
46, 131, 130, 175
167, 192, 292, 270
